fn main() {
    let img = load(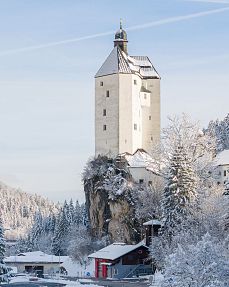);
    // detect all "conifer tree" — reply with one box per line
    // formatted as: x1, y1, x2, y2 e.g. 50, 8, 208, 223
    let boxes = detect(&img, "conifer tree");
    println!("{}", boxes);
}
0, 219, 8, 283
52, 206, 69, 255
162, 146, 197, 239
0, 220, 5, 262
